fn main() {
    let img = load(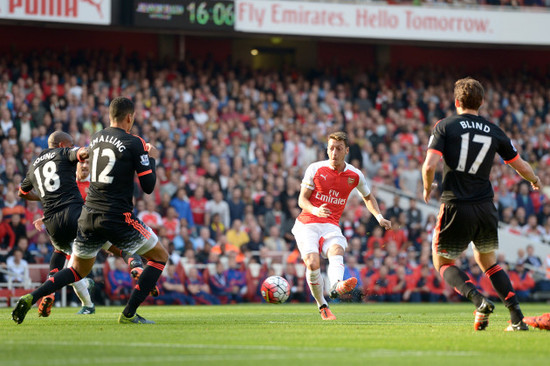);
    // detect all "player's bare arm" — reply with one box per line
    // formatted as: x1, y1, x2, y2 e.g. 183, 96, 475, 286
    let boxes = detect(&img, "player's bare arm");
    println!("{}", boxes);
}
18, 188, 41, 201
508, 157, 542, 191
422, 150, 440, 203
298, 186, 331, 218
362, 193, 391, 230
